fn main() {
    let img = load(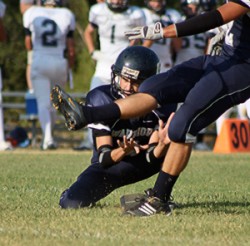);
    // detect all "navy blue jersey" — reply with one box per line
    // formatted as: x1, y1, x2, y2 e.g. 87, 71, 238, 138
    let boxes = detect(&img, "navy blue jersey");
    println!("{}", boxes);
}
86, 85, 176, 163
222, 10, 250, 62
